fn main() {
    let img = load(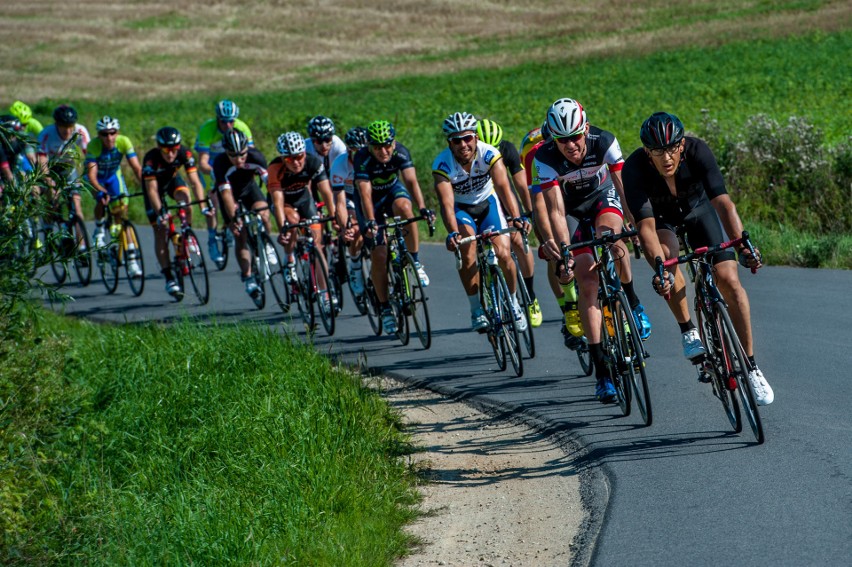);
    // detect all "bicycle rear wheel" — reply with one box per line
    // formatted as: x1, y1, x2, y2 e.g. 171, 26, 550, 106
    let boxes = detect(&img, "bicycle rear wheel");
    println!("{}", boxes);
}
98, 241, 120, 294
614, 293, 652, 426
481, 270, 507, 371
496, 268, 523, 377
717, 304, 764, 444
576, 338, 593, 376
604, 296, 631, 417
263, 233, 289, 313
123, 221, 145, 297
249, 233, 266, 310
402, 253, 431, 349
71, 216, 92, 286
313, 249, 335, 336
387, 259, 409, 345
514, 258, 535, 359
214, 227, 229, 271
183, 229, 209, 305
362, 253, 382, 335
47, 224, 68, 285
